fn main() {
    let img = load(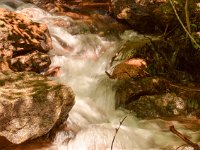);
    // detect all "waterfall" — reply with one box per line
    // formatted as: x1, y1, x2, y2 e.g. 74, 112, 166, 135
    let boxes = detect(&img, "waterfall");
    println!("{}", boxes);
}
0, 1, 198, 150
